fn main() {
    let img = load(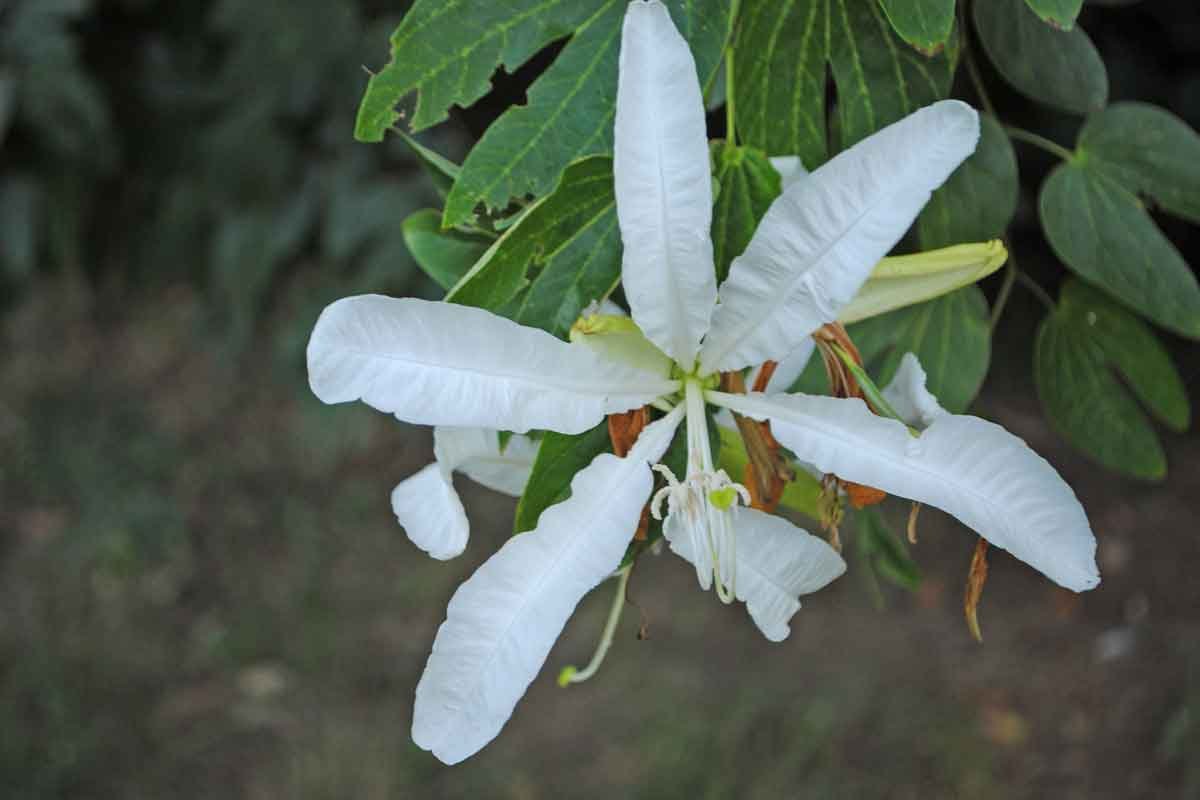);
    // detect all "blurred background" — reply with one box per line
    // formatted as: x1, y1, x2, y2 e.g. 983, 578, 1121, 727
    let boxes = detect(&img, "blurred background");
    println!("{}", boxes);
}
2, 0, 1199, 797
